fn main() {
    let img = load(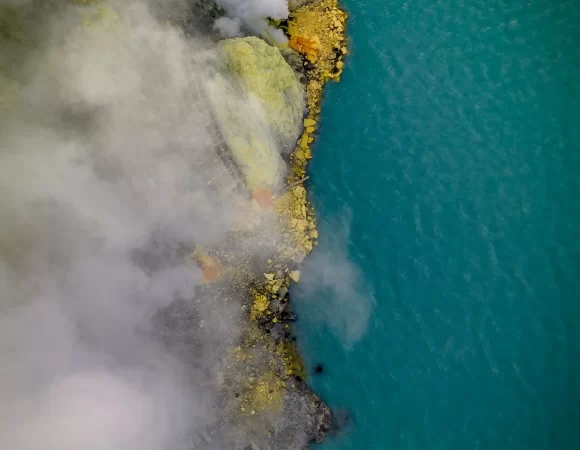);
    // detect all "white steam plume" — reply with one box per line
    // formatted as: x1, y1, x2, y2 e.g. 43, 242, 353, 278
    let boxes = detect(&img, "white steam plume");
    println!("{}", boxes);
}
0, 0, 284, 448
216, 0, 289, 20
213, 0, 289, 42
213, 16, 243, 37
